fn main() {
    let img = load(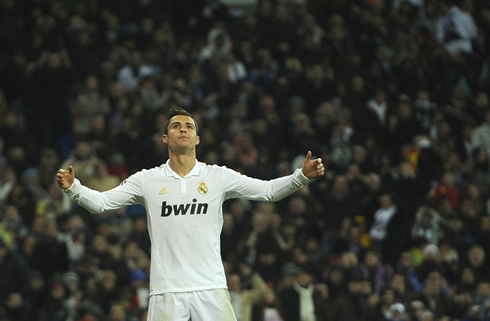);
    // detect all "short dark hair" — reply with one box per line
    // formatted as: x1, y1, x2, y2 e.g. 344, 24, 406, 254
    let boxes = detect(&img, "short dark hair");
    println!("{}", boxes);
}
163, 106, 198, 134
